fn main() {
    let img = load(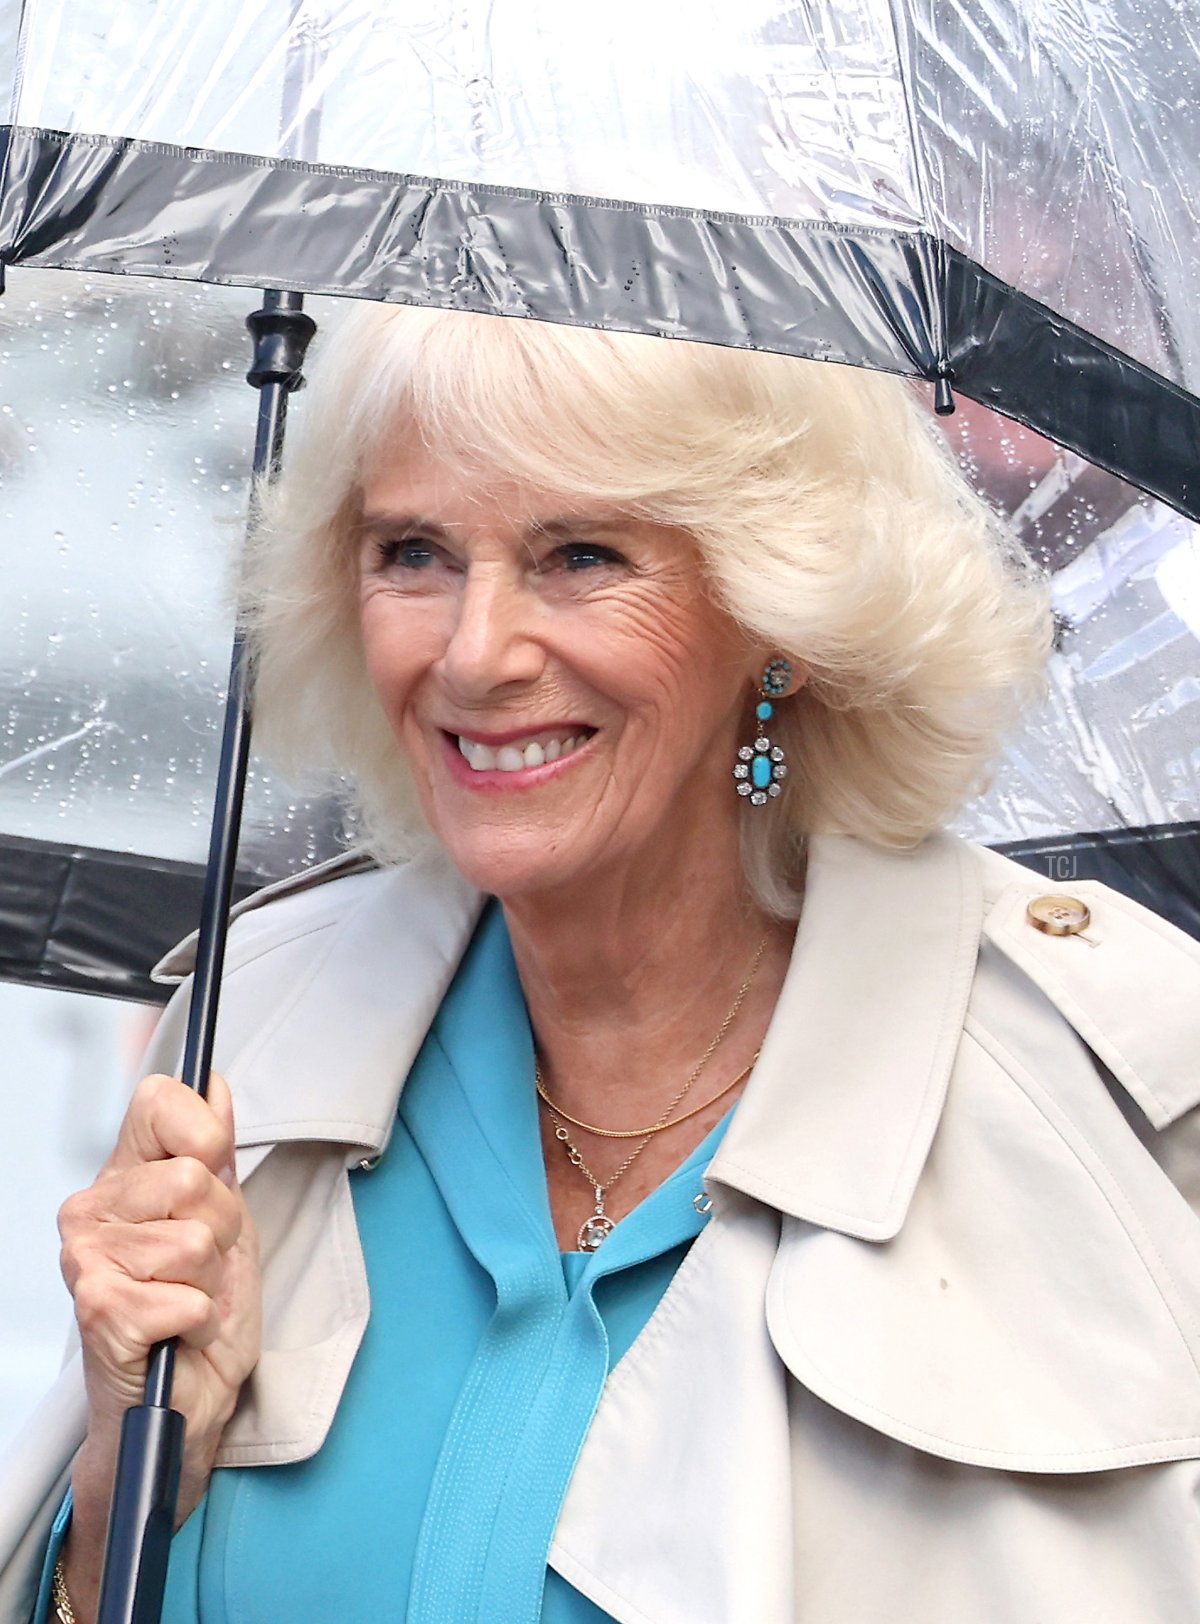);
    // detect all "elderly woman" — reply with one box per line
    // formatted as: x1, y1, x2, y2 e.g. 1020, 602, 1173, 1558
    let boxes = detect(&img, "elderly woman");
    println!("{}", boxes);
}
8, 308, 1200, 1624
